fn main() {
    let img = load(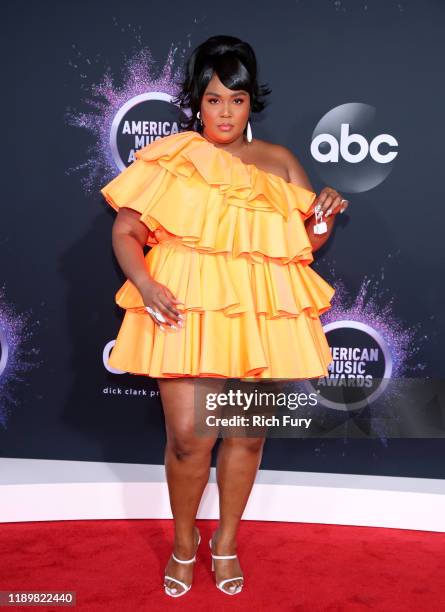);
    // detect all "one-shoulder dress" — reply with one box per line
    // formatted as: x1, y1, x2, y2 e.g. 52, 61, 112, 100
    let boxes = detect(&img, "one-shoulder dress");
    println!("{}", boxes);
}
100, 130, 335, 380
